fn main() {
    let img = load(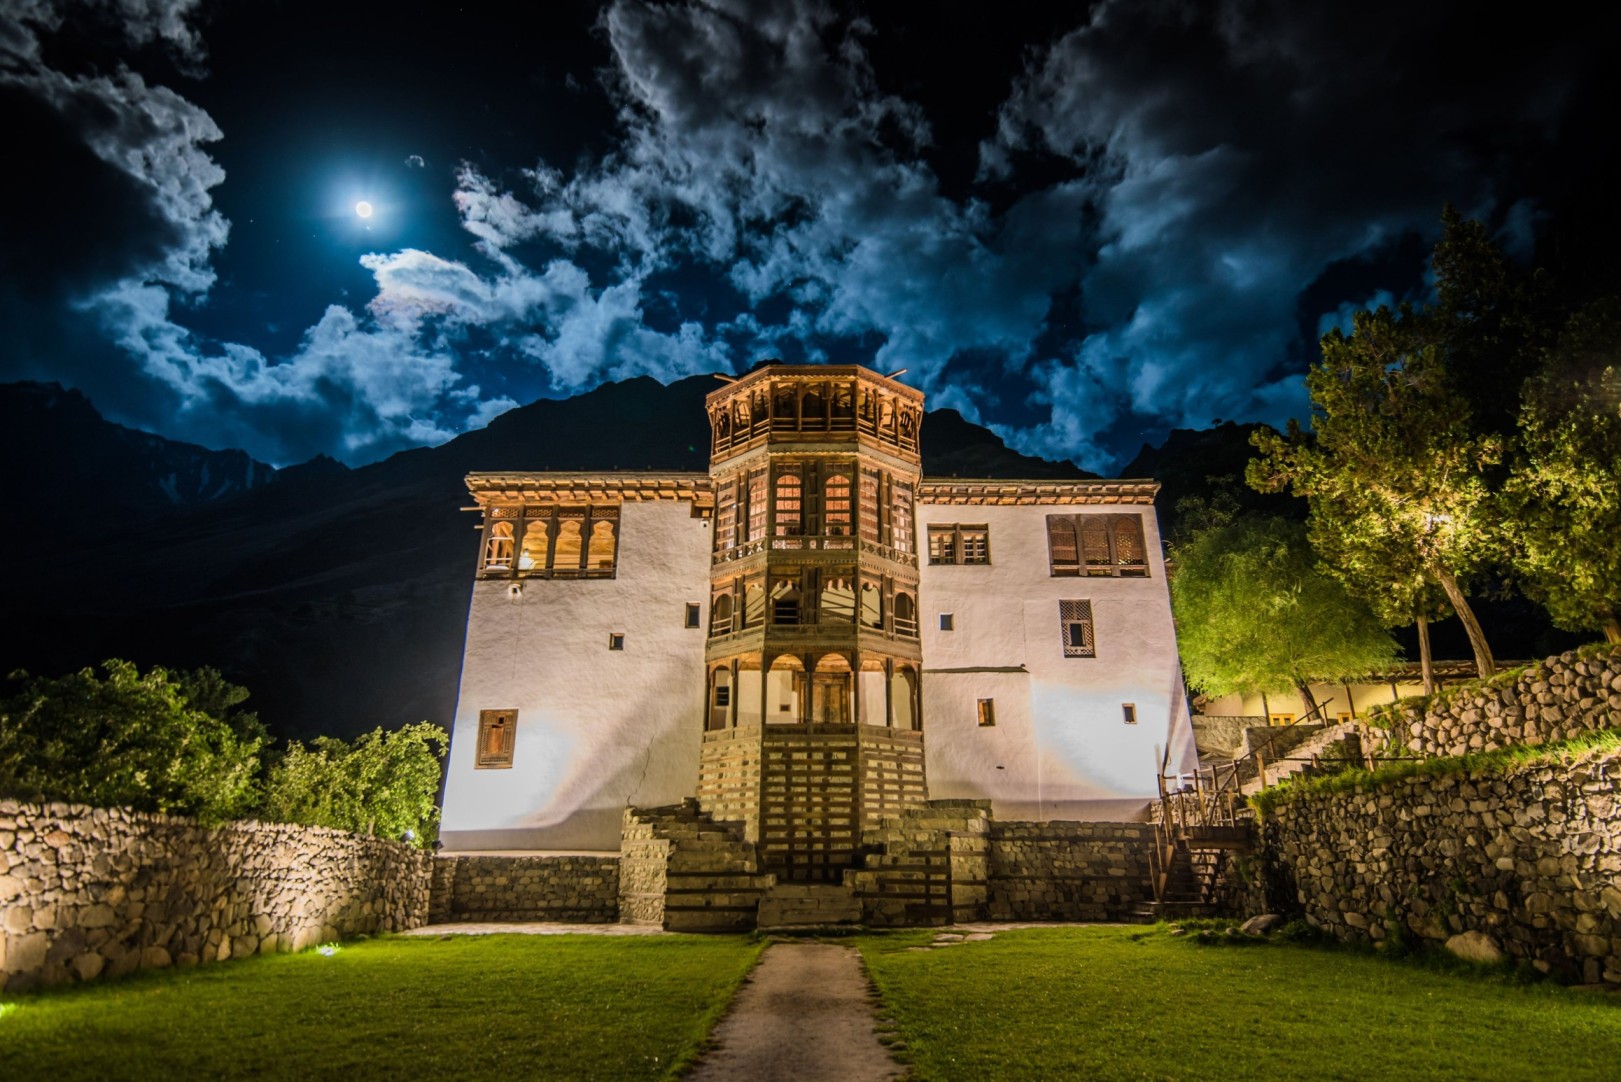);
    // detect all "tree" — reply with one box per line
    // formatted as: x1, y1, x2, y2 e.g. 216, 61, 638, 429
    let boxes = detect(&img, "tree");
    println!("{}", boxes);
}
261, 723, 447, 847
1249, 215, 1512, 679
1502, 298, 1621, 642
0, 660, 265, 822
1170, 515, 1399, 715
